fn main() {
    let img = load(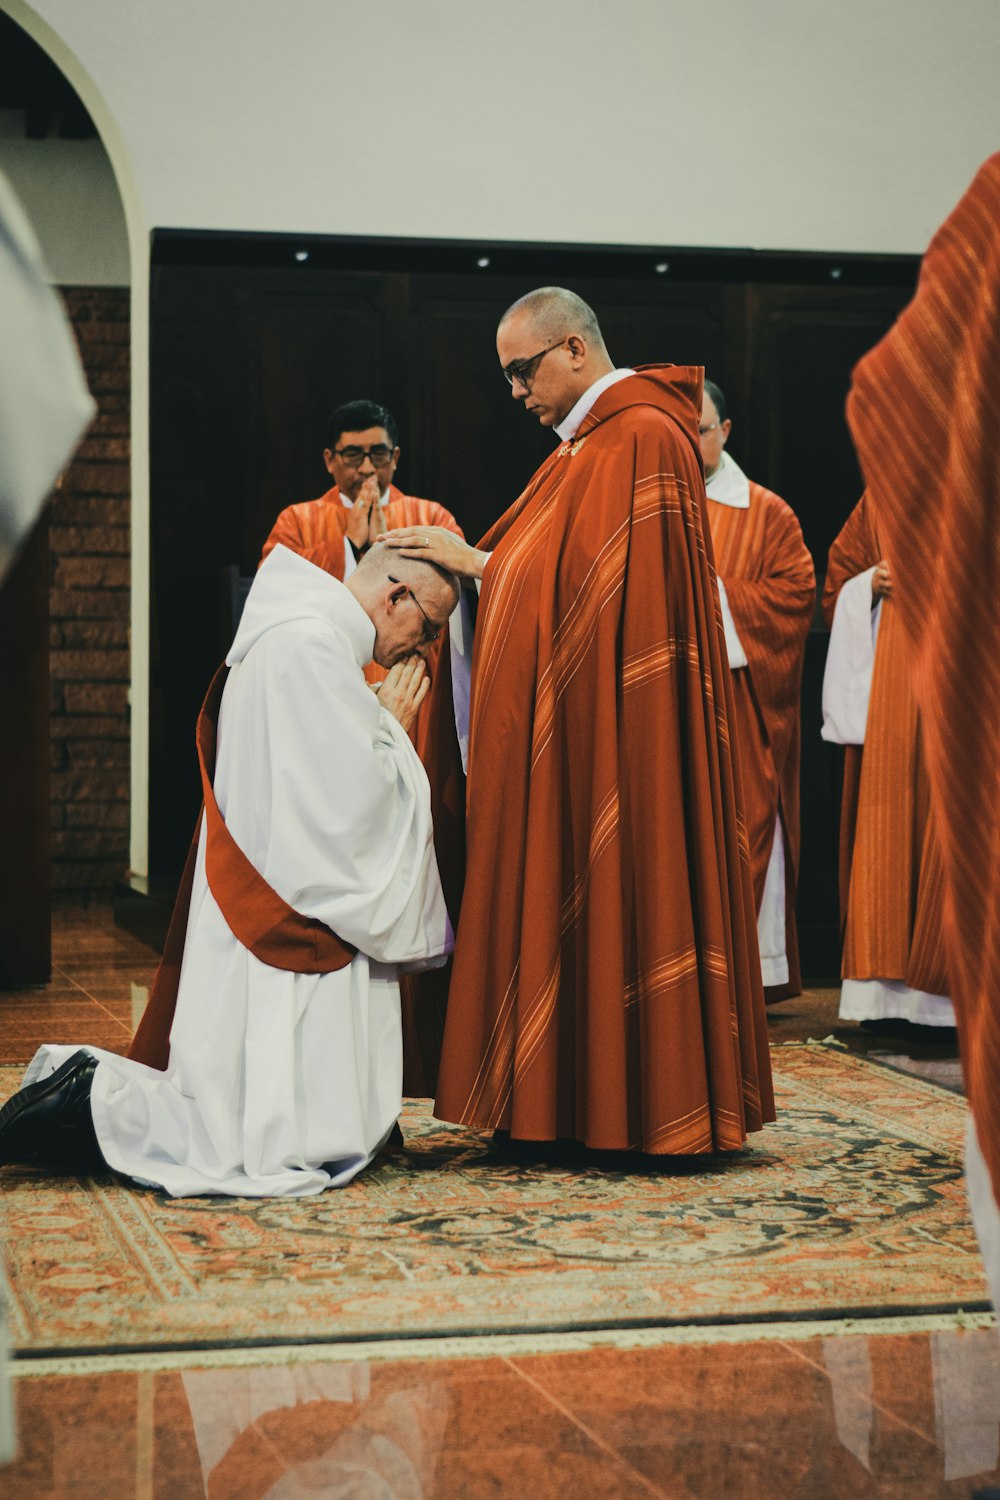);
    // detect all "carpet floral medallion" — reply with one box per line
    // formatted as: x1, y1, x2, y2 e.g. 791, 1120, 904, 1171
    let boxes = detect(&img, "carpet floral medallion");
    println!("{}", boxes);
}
0, 1045, 988, 1355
